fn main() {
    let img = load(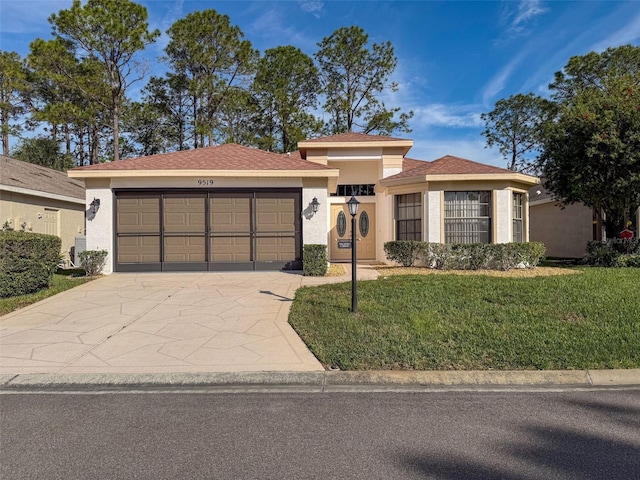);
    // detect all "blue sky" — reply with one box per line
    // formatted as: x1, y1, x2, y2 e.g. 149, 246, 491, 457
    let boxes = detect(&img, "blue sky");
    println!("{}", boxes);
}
1, 0, 639, 167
